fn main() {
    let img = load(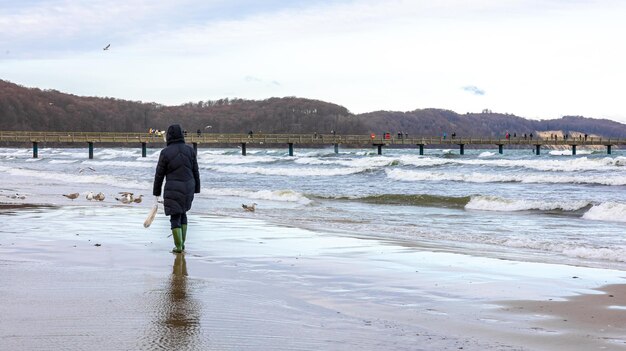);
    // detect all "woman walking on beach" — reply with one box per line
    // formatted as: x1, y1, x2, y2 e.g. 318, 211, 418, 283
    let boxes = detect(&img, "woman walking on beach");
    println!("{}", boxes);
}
153, 124, 201, 253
